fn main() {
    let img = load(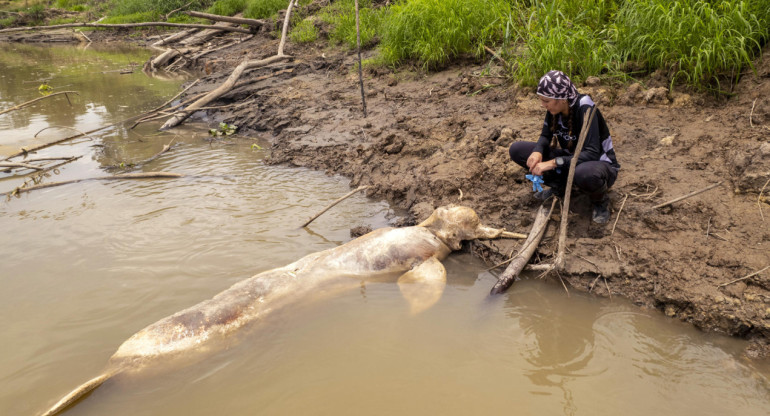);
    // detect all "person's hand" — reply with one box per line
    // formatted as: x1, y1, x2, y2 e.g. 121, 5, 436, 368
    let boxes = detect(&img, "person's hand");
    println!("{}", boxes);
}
531, 159, 557, 176
527, 152, 543, 171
